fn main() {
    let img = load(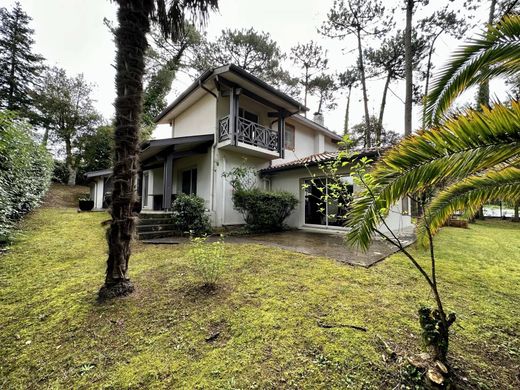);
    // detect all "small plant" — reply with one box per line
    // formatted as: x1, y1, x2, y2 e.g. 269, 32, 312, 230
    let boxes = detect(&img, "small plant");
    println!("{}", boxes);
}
78, 194, 91, 201
171, 193, 211, 236
222, 163, 257, 191
188, 235, 225, 288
